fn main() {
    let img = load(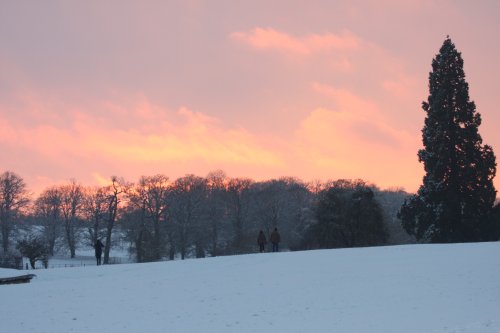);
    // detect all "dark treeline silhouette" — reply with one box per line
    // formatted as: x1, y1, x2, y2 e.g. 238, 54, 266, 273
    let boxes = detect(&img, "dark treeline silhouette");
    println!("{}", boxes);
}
0, 170, 414, 263
300, 180, 387, 249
